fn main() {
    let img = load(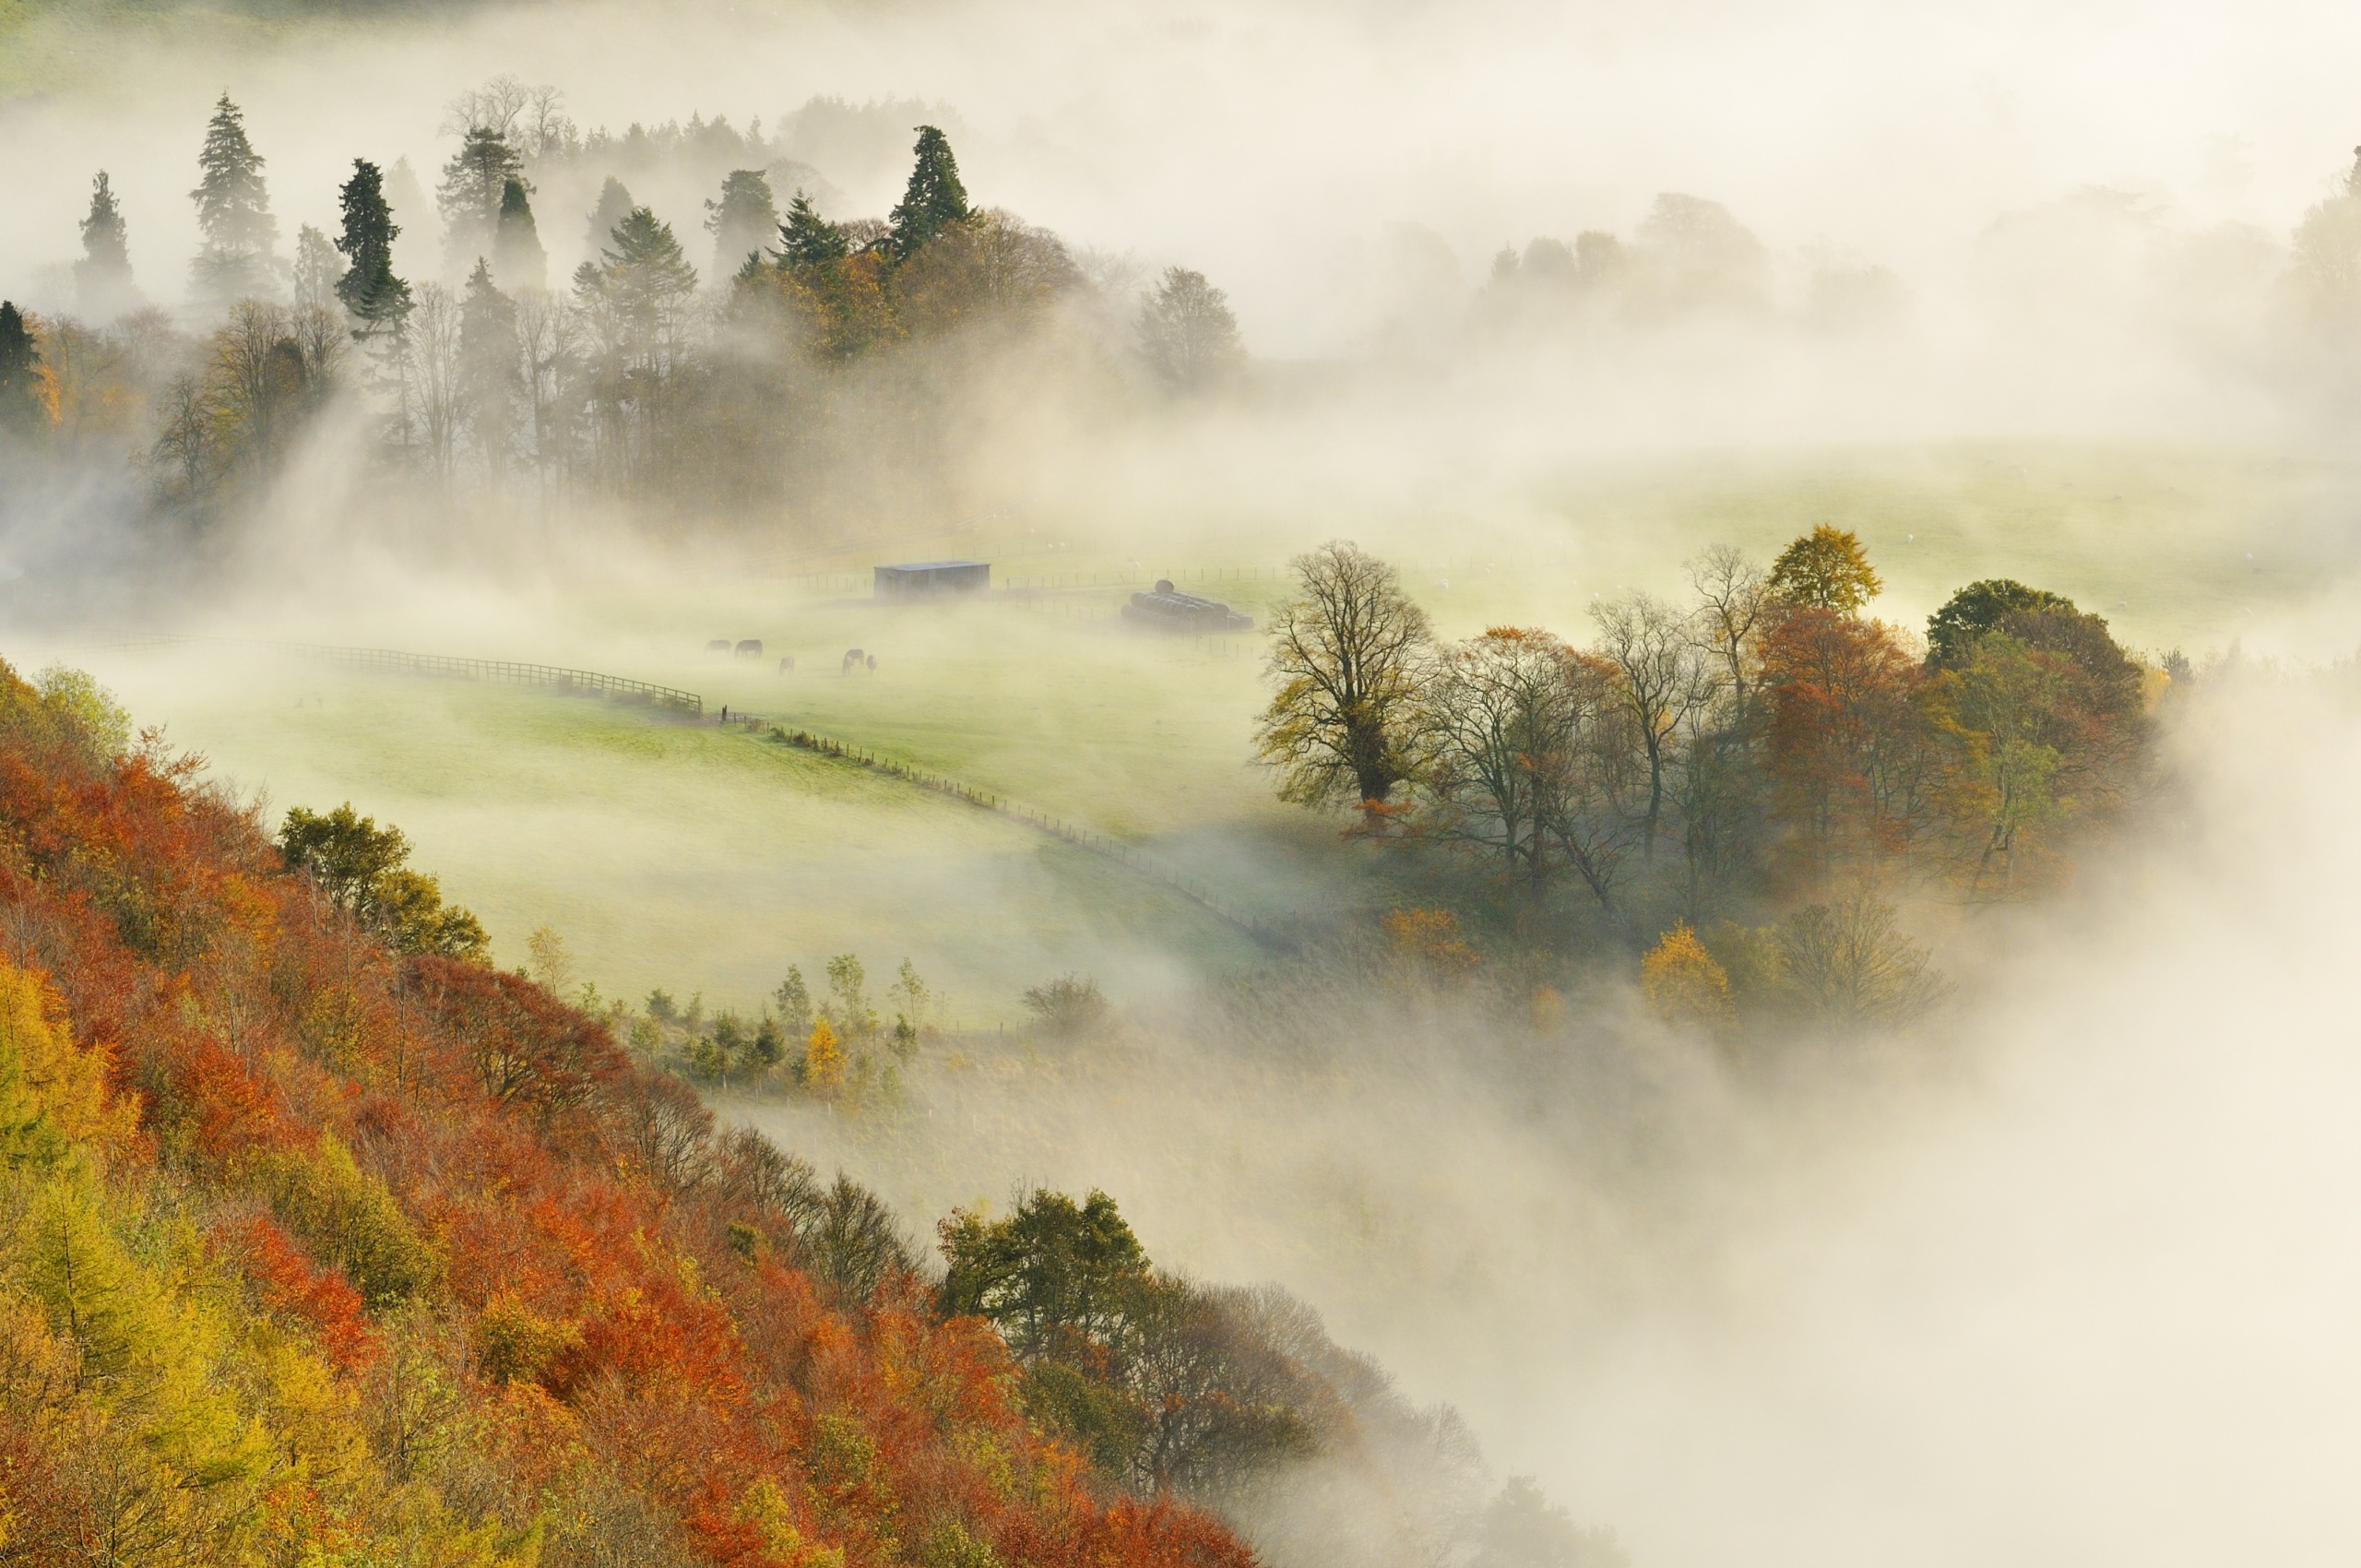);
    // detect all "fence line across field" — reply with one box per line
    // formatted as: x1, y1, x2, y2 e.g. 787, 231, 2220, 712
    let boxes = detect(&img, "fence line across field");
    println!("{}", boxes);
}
749, 719, 1283, 948
79, 635, 706, 717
